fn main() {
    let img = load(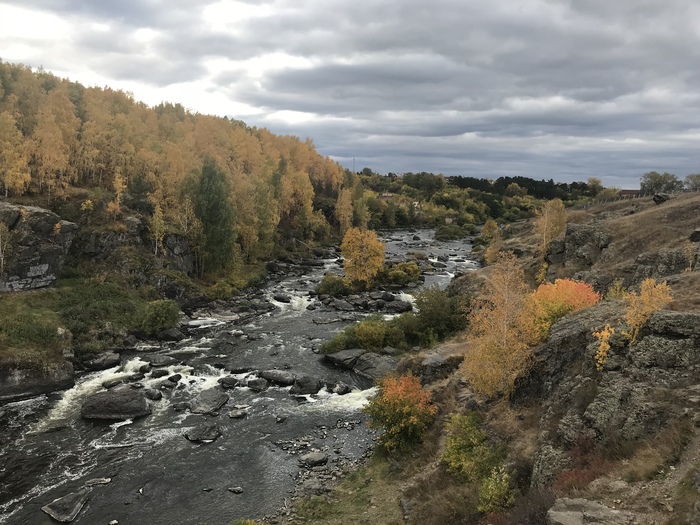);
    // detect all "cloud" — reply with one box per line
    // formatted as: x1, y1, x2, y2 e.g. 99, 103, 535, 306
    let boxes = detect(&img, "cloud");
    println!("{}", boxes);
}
1, 0, 700, 186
